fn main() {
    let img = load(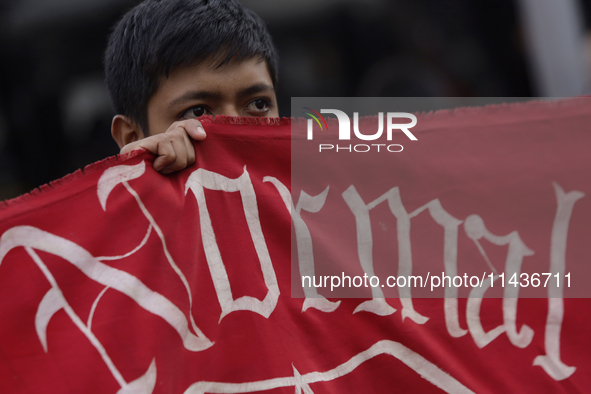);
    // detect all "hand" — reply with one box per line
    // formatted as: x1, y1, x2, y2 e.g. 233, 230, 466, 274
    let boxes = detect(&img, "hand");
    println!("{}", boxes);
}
120, 119, 206, 174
